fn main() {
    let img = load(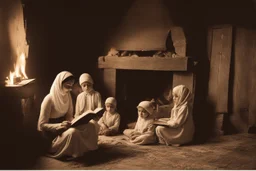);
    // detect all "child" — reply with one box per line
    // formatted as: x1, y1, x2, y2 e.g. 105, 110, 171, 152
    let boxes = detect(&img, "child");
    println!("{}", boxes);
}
75, 73, 103, 117
123, 101, 157, 145
98, 97, 121, 136
155, 85, 195, 146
